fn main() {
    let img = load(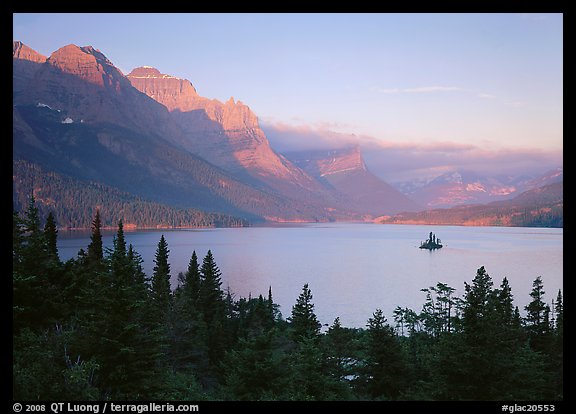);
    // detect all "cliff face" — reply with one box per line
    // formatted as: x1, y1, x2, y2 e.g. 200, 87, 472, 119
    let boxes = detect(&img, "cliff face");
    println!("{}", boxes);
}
286, 146, 421, 215
13, 41, 47, 96
127, 67, 323, 195
17, 45, 186, 144
13, 41, 46, 63
13, 41, 346, 222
